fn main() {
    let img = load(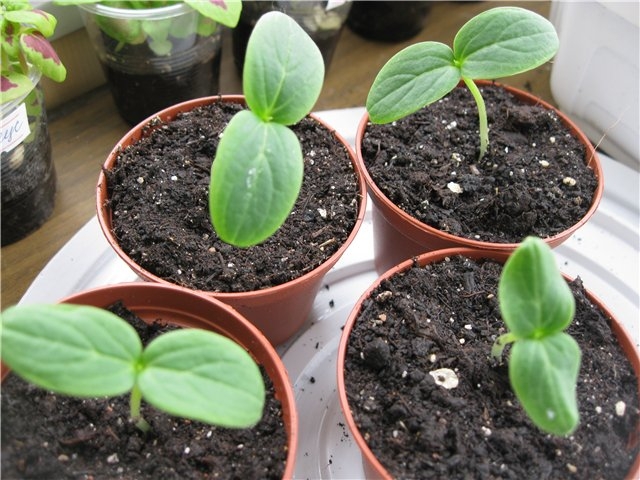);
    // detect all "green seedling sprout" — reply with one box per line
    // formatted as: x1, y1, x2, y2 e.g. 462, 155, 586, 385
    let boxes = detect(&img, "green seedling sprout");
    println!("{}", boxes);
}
0, 303, 265, 432
209, 10, 324, 247
493, 236, 581, 436
54, 0, 242, 55
366, 6, 559, 160
1, 0, 67, 103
